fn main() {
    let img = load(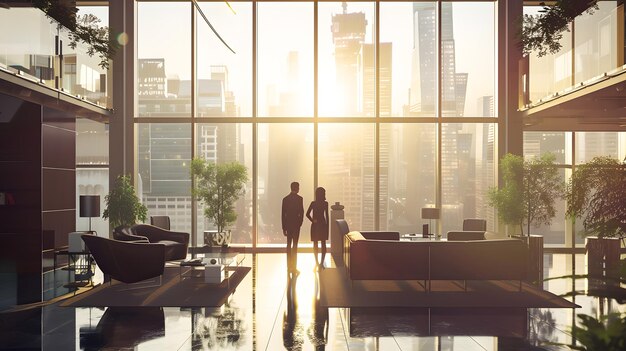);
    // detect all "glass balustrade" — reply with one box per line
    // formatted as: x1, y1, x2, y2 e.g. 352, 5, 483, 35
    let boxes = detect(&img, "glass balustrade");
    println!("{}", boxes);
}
0, 6, 111, 108
522, 1, 624, 108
